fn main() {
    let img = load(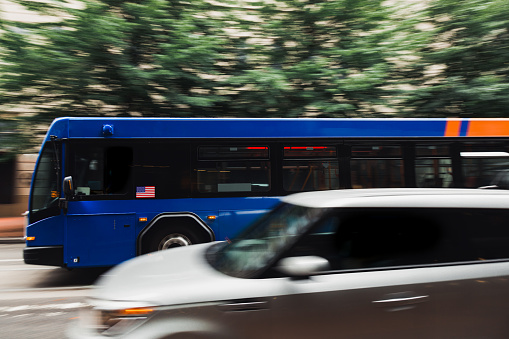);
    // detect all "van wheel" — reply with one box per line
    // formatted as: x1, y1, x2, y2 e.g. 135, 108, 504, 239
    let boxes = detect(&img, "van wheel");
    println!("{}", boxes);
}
146, 227, 200, 253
